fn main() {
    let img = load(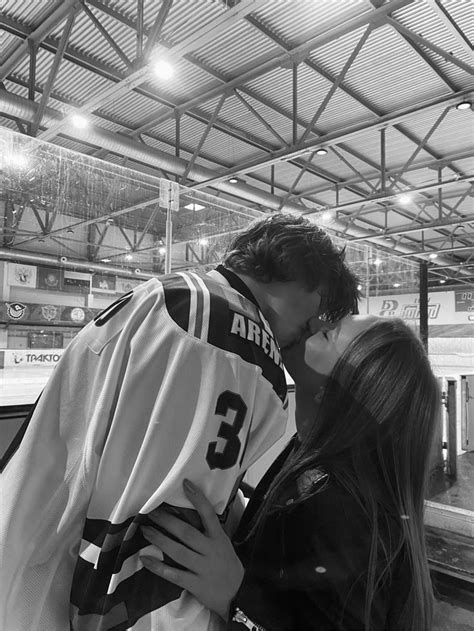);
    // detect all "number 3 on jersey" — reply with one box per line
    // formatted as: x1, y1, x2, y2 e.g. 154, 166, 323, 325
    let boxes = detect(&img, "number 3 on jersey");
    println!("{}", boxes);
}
206, 391, 248, 470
